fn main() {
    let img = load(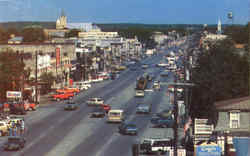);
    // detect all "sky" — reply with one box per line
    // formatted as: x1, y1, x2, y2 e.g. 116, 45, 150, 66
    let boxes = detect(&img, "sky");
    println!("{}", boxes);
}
0, 0, 249, 24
